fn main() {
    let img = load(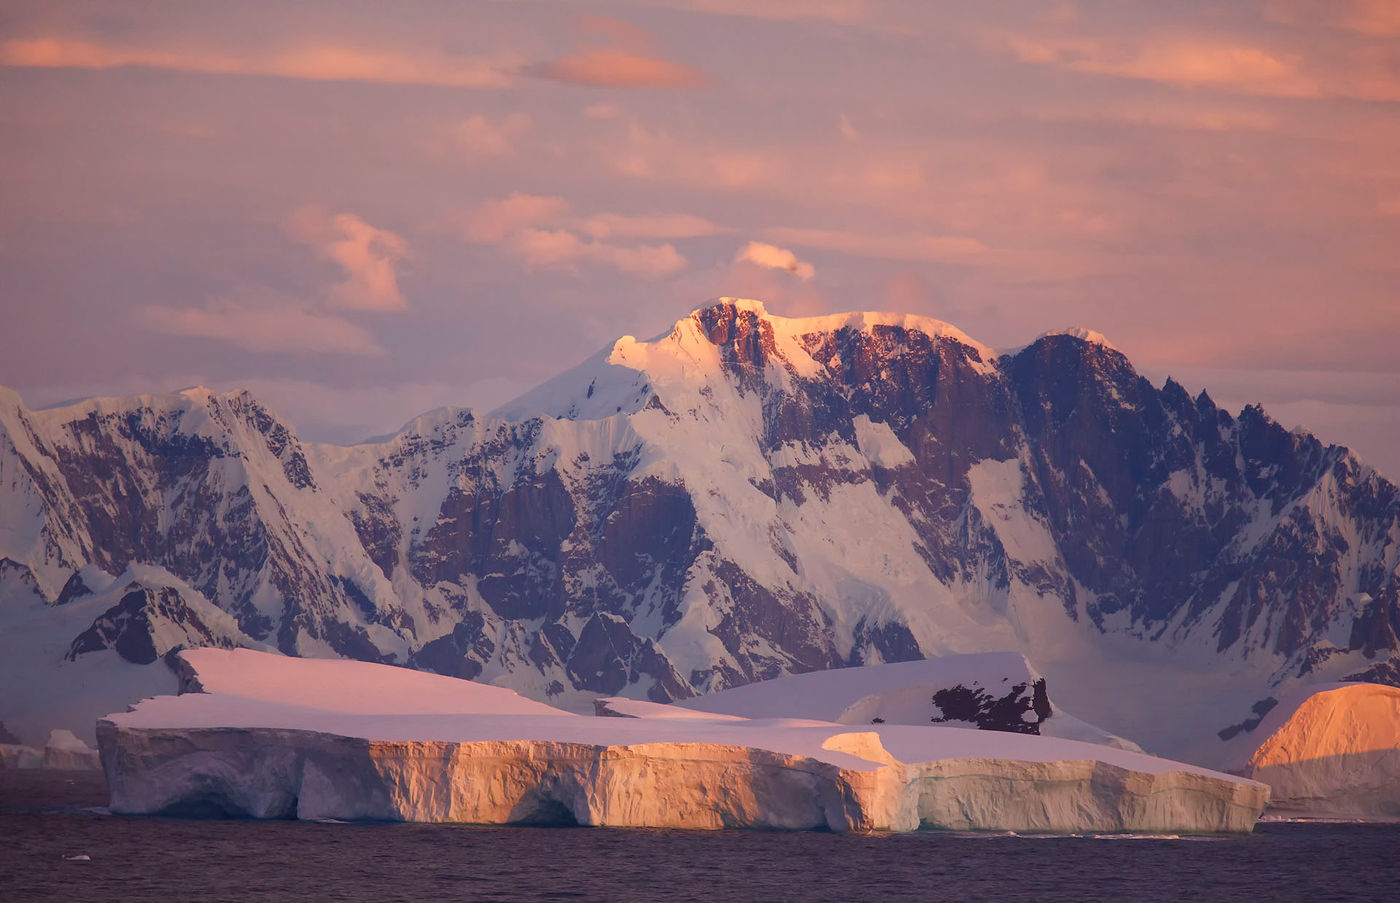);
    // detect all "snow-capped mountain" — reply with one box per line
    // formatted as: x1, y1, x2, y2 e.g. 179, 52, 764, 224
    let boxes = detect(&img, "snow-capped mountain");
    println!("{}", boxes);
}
3, 298, 1398, 764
